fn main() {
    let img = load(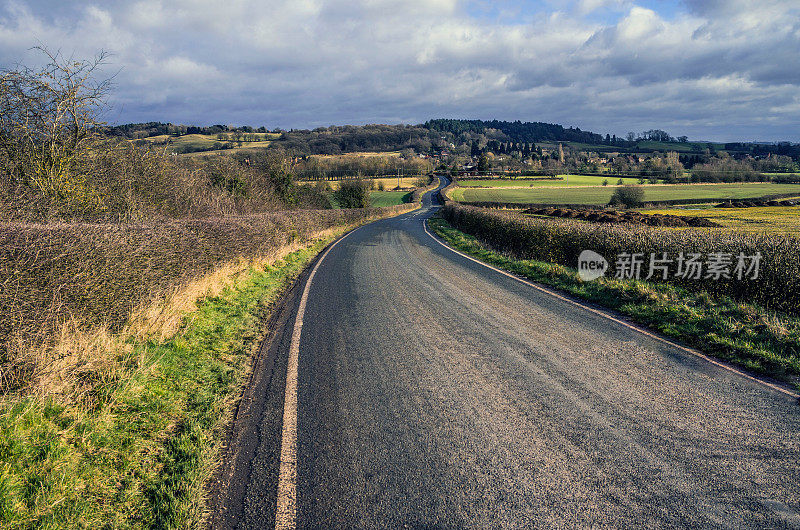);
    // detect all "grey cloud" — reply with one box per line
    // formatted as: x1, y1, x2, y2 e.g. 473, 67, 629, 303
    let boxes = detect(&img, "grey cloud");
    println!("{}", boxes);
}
1, 0, 799, 141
